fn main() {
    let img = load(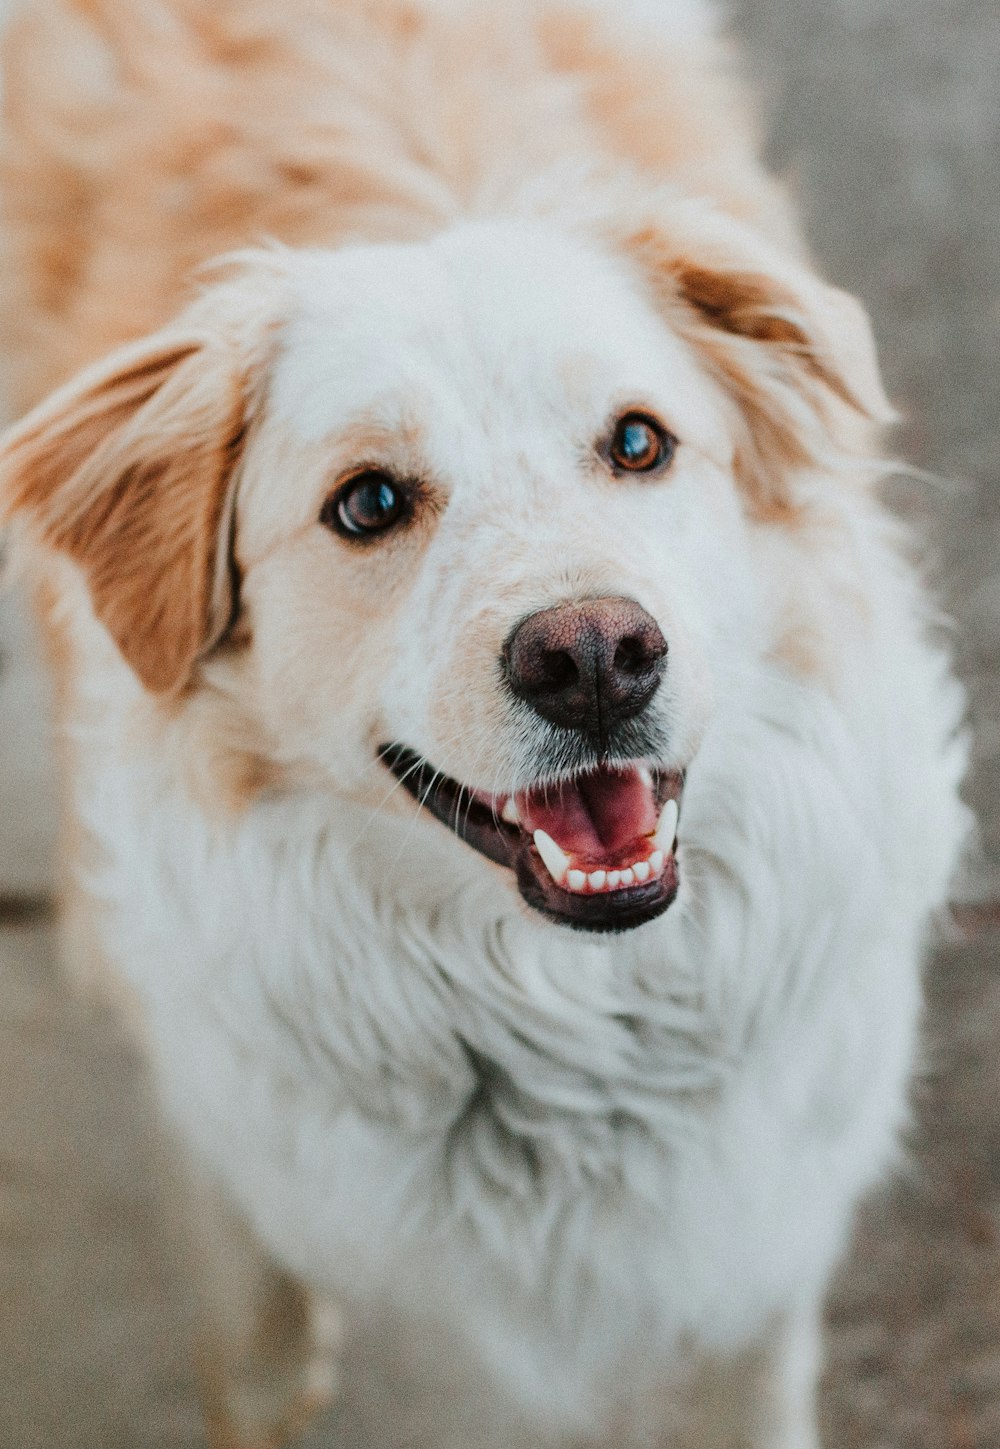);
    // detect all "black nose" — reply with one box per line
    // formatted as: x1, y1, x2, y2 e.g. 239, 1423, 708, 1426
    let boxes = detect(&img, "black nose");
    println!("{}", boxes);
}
504, 597, 667, 747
